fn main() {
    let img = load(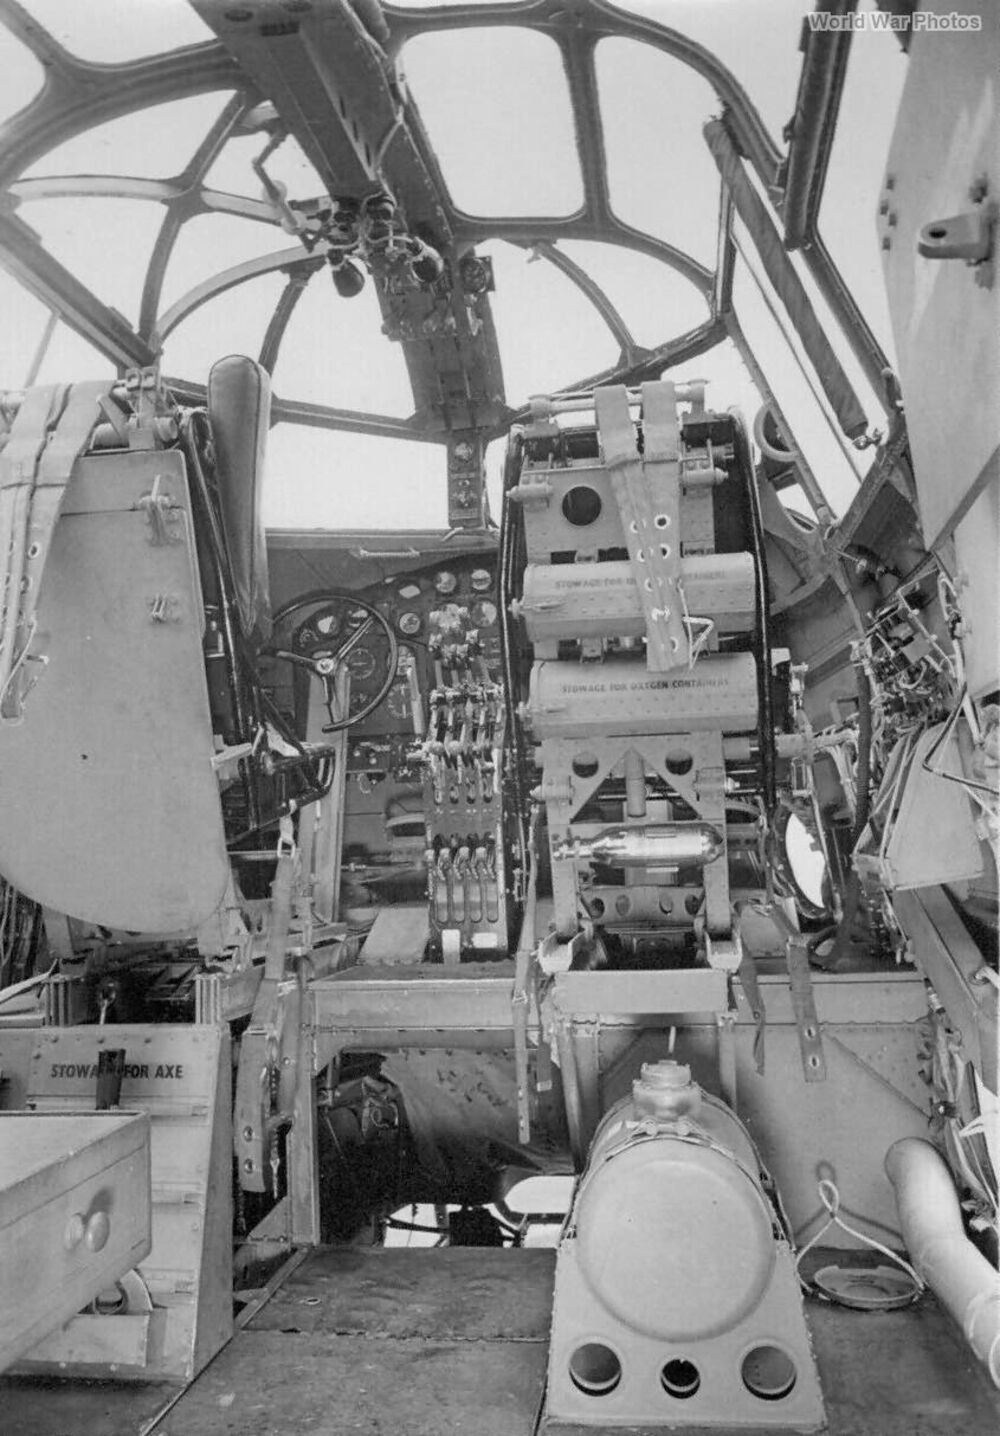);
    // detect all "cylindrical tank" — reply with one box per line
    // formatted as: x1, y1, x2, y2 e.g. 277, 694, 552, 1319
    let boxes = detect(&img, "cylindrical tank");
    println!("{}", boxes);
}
518, 554, 755, 643
572, 1060, 776, 1342
527, 652, 759, 739
552, 822, 724, 867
